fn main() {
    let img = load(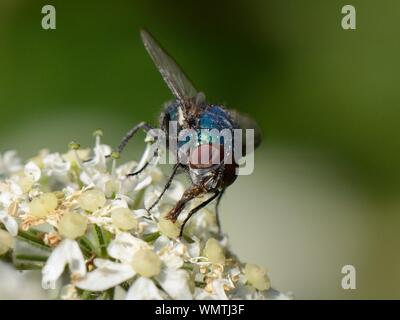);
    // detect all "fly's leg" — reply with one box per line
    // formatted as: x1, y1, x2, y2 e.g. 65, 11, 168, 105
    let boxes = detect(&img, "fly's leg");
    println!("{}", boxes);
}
126, 148, 159, 177
84, 122, 154, 163
117, 122, 154, 155
126, 161, 150, 177
179, 191, 220, 237
147, 163, 180, 212
165, 185, 206, 223
215, 188, 225, 234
